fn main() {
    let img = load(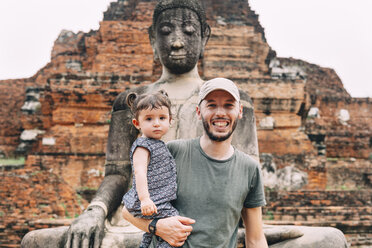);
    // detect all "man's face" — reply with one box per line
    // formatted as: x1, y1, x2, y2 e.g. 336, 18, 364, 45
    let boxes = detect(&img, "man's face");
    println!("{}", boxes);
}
197, 90, 243, 142
153, 8, 204, 74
